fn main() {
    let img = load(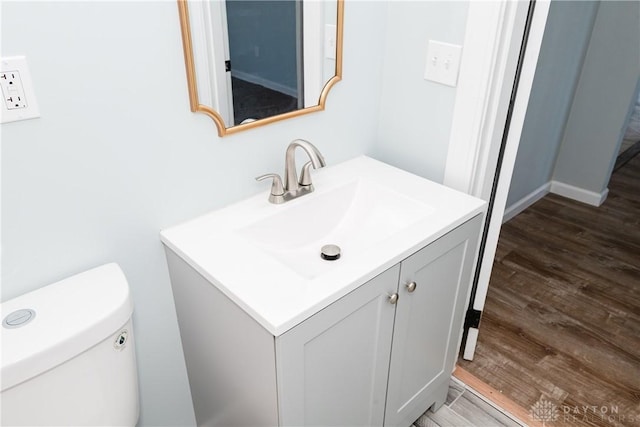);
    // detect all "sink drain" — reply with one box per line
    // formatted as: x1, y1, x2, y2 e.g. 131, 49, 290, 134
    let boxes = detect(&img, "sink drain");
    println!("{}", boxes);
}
321, 244, 341, 261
